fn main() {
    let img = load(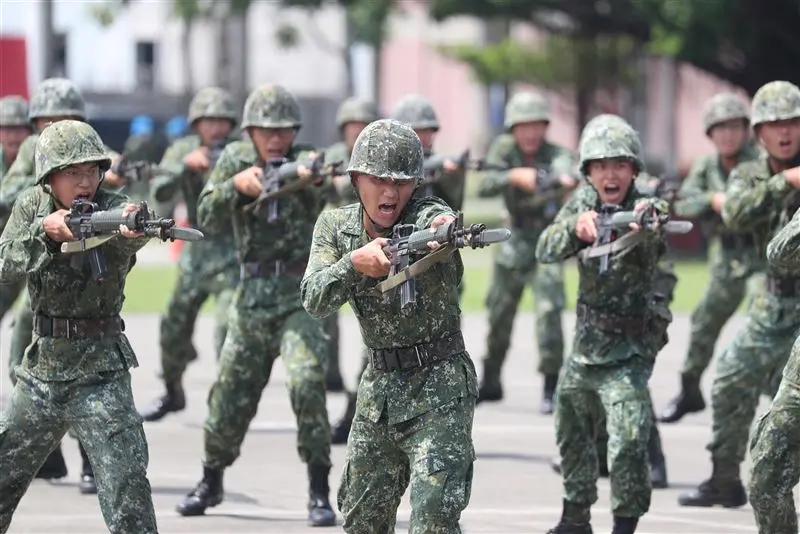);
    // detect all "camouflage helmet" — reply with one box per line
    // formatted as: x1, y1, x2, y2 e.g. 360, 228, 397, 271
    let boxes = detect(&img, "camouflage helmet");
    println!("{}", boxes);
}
241, 84, 302, 129
702, 93, 749, 134
187, 87, 237, 125
34, 120, 111, 185
347, 119, 423, 182
504, 91, 550, 130
0, 96, 30, 127
336, 97, 379, 128
28, 78, 86, 121
751, 81, 800, 129
390, 94, 439, 131
578, 114, 643, 175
